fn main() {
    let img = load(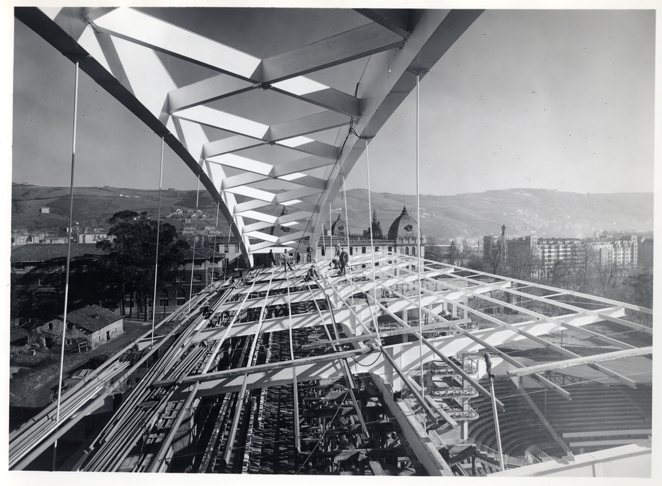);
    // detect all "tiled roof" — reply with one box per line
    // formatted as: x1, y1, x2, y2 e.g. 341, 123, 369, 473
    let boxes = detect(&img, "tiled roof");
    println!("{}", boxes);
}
60, 305, 122, 333
10, 328, 29, 342
183, 247, 224, 261
11, 244, 106, 263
